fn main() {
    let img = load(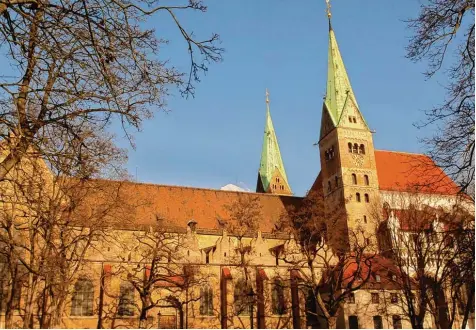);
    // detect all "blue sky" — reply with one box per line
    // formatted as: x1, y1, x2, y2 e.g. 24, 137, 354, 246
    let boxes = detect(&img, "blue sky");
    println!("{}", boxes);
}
115, 1, 449, 196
